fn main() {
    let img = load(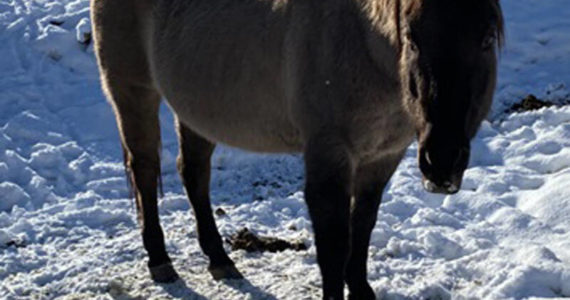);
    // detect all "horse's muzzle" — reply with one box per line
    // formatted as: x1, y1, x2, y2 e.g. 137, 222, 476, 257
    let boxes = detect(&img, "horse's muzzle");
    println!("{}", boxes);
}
418, 144, 469, 195
422, 177, 460, 194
